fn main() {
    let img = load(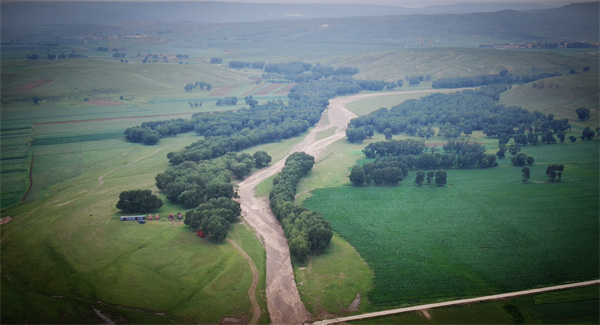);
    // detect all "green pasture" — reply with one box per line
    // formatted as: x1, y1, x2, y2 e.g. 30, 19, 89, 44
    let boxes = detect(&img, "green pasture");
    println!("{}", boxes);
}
304, 139, 599, 308
294, 233, 374, 318
500, 72, 600, 130
1, 132, 267, 323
